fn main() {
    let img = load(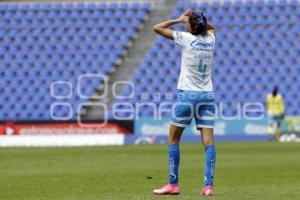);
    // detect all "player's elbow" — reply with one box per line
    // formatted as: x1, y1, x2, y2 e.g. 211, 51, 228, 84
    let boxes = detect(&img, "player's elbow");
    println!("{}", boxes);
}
153, 25, 160, 33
